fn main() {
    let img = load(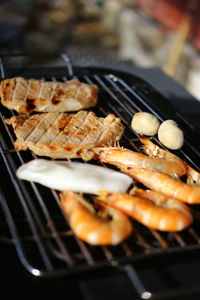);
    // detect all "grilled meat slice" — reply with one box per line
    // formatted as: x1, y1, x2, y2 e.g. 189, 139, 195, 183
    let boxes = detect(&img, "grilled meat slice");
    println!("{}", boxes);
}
6, 111, 124, 160
0, 77, 98, 113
